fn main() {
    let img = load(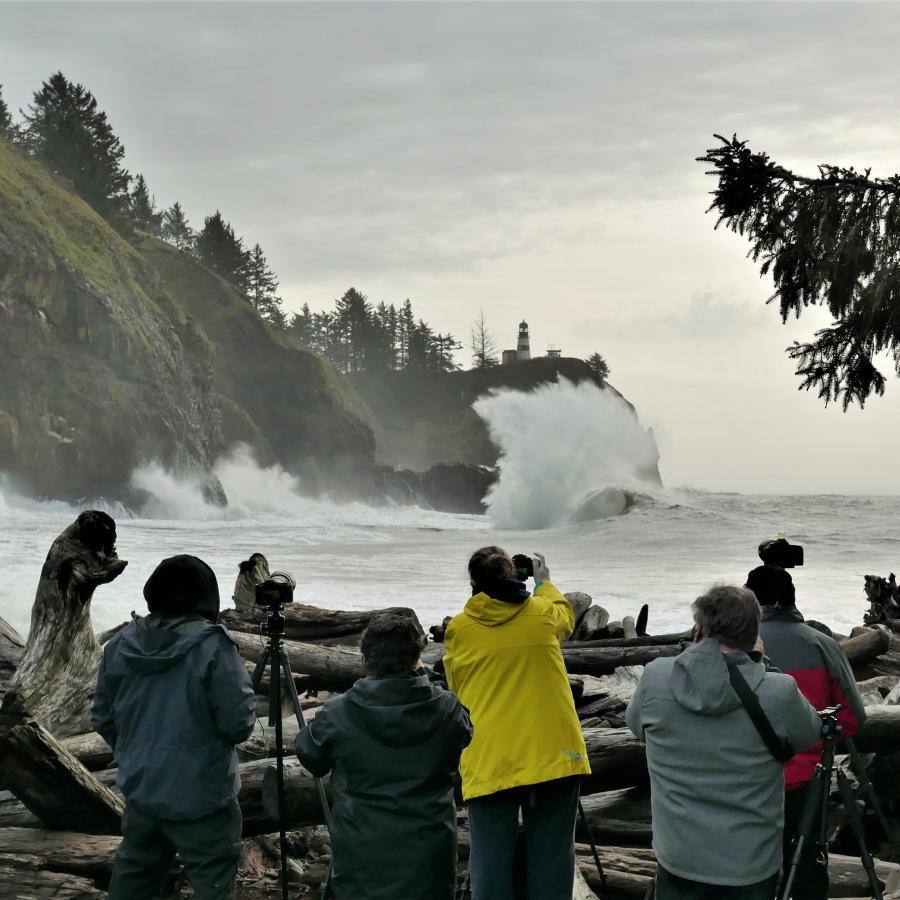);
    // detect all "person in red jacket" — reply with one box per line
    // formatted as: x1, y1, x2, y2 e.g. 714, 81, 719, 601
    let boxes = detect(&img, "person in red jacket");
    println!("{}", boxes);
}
747, 564, 866, 900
